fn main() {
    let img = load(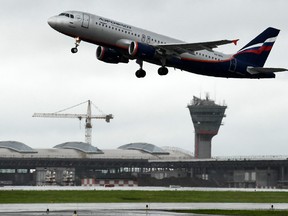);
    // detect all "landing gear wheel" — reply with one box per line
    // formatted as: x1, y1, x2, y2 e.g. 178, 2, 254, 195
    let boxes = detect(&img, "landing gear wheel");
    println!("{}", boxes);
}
71, 37, 81, 54
71, 47, 78, 53
135, 69, 146, 78
158, 66, 169, 76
